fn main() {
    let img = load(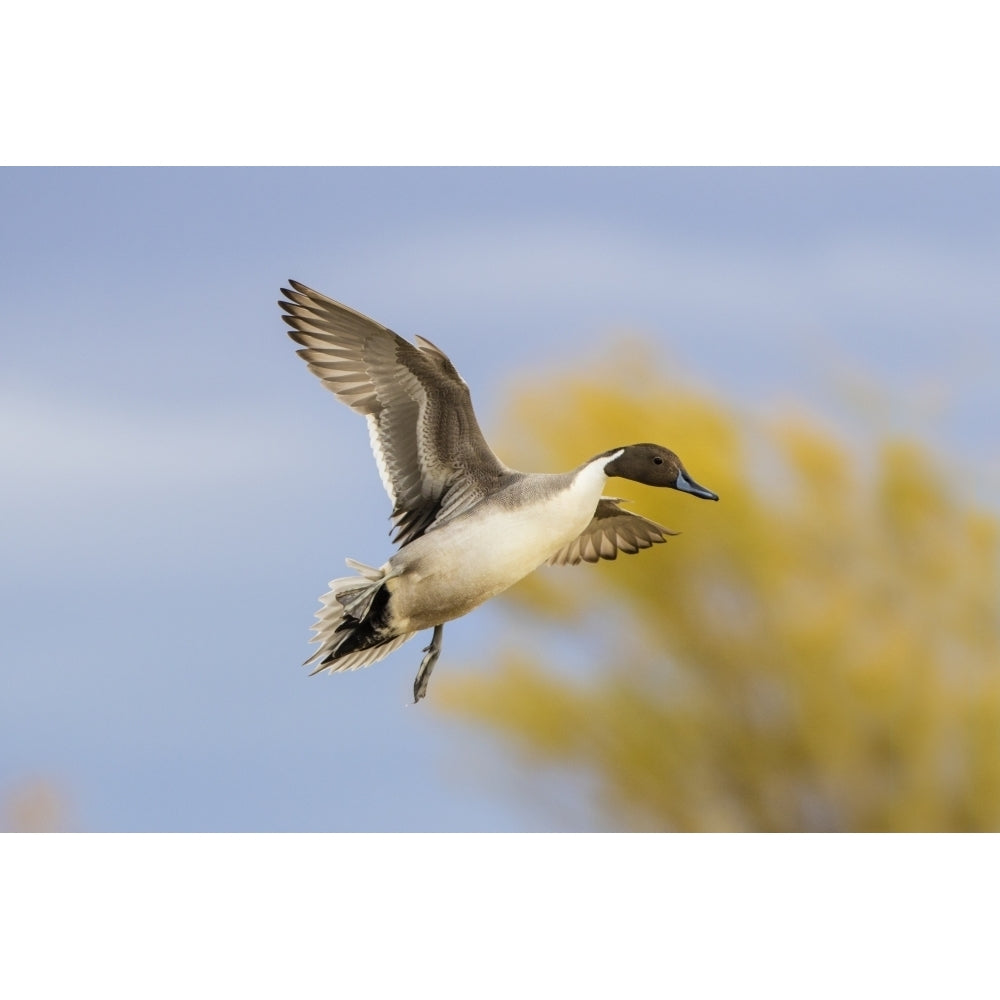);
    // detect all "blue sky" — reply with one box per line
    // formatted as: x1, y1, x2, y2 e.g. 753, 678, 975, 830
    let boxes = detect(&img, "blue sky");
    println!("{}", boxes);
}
2, 167, 998, 831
